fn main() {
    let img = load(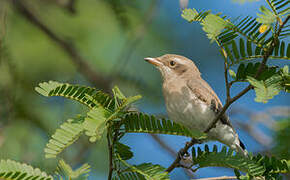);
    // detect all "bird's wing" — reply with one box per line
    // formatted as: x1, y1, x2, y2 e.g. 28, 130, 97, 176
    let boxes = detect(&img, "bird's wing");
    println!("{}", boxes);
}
186, 78, 233, 128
